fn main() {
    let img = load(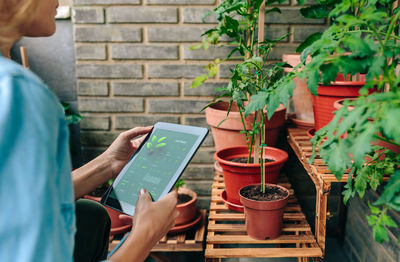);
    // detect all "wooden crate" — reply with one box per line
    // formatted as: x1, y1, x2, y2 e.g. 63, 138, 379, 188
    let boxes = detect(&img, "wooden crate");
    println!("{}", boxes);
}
205, 172, 322, 261
109, 209, 206, 253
